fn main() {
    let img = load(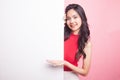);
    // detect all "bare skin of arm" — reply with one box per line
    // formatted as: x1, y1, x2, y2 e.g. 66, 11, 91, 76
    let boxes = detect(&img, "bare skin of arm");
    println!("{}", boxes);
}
47, 40, 92, 76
